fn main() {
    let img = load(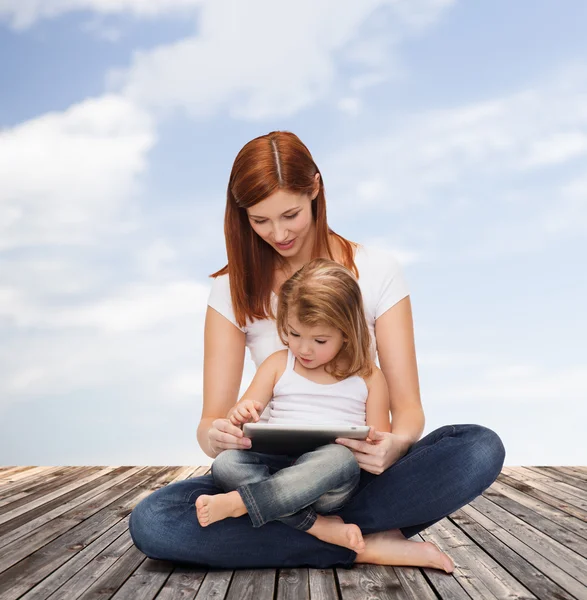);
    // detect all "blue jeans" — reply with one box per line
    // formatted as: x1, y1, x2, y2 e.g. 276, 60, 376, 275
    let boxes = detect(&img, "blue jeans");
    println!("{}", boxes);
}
129, 424, 505, 569
212, 444, 360, 530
